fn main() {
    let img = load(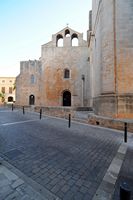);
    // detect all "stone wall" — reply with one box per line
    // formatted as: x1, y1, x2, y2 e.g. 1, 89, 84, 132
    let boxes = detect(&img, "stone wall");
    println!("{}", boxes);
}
93, 94, 133, 118
14, 105, 133, 133
90, 0, 133, 118
16, 60, 42, 106
88, 115, 133, 133
117, 94, 133, 118
35, 106, 73, 119
116, 0, 133, 94
91, 0, 115, 96
93, 95, 116, 117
